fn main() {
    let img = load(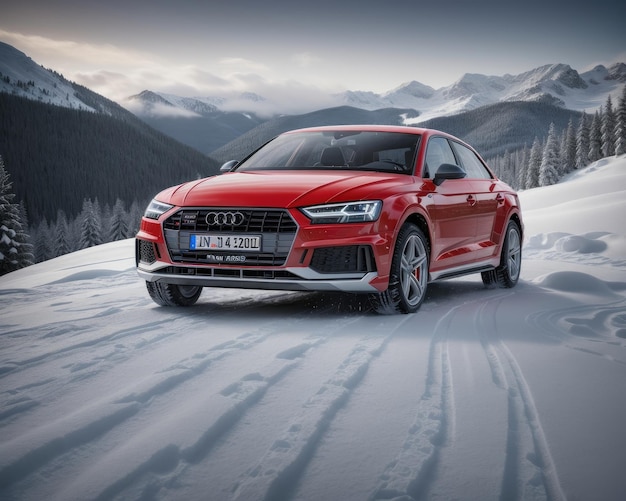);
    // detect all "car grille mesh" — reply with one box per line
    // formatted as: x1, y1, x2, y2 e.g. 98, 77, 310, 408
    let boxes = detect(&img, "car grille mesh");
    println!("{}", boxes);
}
163, 208, 298, 266
310, 245, 376, 274
136, 239, 157, 264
